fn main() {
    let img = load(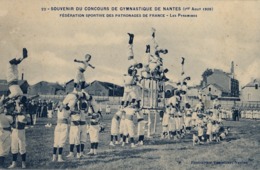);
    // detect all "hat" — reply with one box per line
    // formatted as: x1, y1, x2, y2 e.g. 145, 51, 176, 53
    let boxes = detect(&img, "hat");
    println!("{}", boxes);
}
128, 68, 137, 76
135, 63, 143, 69
185, 103, 191, 109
